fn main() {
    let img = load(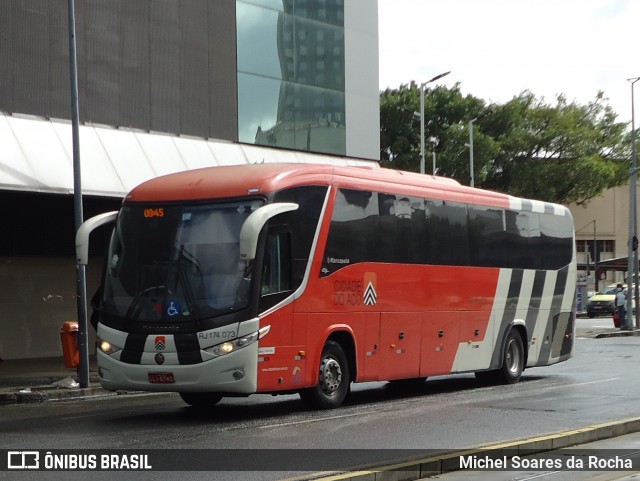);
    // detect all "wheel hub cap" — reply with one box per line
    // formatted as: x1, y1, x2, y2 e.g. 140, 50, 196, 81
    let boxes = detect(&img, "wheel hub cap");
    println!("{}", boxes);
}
319, 357, 342, 394
506, 339, 520, 374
